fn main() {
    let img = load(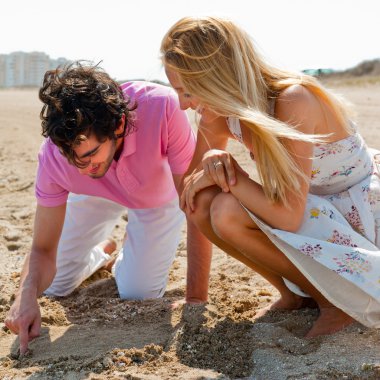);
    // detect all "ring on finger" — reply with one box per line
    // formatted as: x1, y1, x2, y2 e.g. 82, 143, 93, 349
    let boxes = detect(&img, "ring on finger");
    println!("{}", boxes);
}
213, 161, 223, 169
